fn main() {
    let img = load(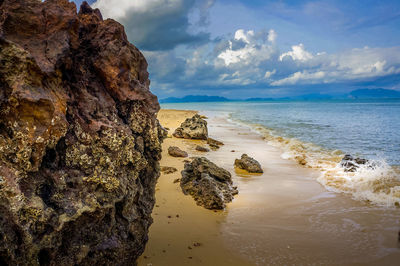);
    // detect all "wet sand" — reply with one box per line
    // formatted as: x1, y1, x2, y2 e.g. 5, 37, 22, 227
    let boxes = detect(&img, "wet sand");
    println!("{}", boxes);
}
138, 109, 400, 265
